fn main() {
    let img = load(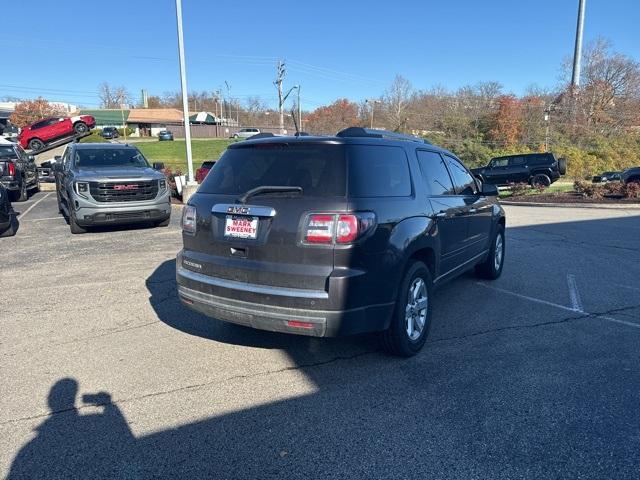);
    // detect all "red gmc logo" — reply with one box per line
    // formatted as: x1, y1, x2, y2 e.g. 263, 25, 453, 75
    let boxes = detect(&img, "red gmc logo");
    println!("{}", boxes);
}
114, 184, 138, 191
